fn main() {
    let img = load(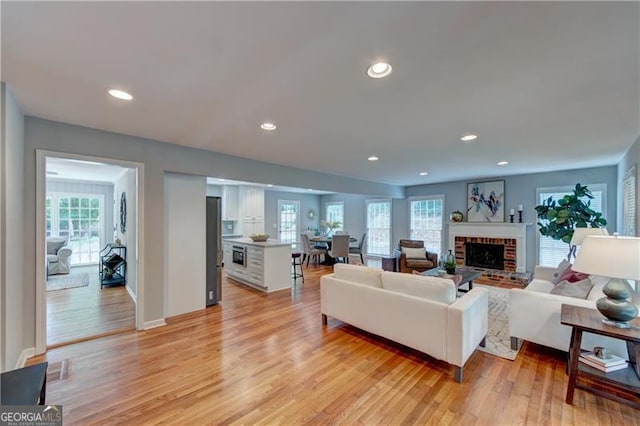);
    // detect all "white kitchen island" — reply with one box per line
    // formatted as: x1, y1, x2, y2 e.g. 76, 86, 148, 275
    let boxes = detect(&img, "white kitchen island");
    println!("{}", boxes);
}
222, 238, 292, 292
